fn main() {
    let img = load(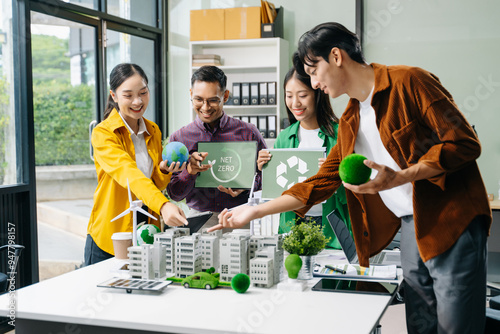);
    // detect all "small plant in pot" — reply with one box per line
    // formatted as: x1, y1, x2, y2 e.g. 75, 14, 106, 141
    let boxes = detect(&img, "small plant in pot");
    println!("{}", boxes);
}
282, 220, 330, 279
